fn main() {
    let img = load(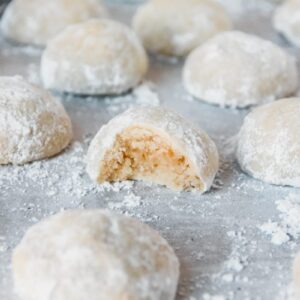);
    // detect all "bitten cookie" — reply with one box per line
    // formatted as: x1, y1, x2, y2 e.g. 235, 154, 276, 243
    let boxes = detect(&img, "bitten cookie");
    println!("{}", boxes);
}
87, 106, 219, 192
